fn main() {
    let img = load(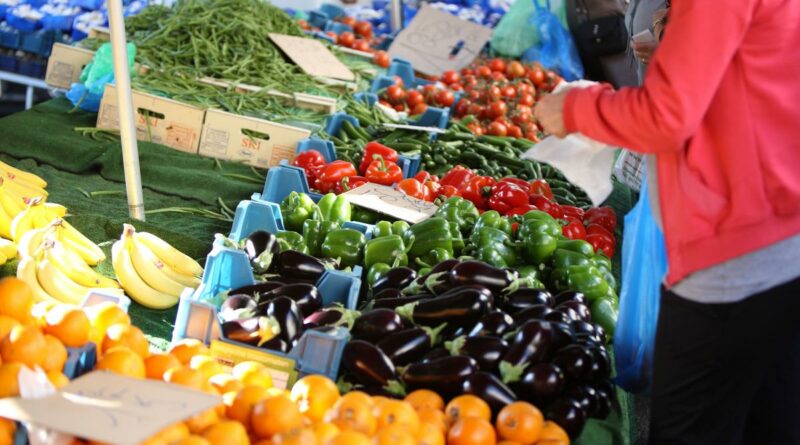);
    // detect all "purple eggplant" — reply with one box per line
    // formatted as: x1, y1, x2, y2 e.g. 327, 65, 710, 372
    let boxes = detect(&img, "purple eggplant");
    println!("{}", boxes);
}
587, 347, 611, 382
229, 281, 284, 298
544, 310, 572, 325
448, 261, 520, 295
276, 250, 332, 281
423, 259, 462, 294
553, 290, 587, 306
546, 397, 588, 439
219, 294, 258, 322
565, 385, 598, 419
396, 287, 492, 332
446, 335, 508, 372
372, 295, 433, 310
512, 304, 554, 325
438, 284, 494, 301
557, 301, 592, 323
259, 336, 290, 353
553, 345, 594, 384
422, 347, 450, 363
303, 307, 360, 330
402, 356, 478, 399
373, 288, 404, 300
551, 322, 578, 352
463, 372, 517, 418
500, 288, 553, 313
468, 310, 515, 338
221, 317, 261, 345
499, 320, 557, 383
373, 267, 418, 294
593, 387, 613, 419
512, 362, 566, 407
377, 325, 444, 367
342, 340, 398, 388
242, 230, 280, 272
259, 283, 322, 317
351, 309, 405, 343
264, 296, 303, 344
